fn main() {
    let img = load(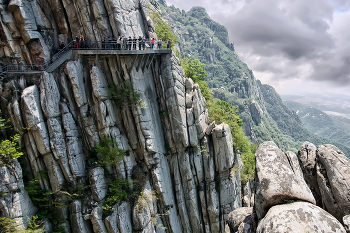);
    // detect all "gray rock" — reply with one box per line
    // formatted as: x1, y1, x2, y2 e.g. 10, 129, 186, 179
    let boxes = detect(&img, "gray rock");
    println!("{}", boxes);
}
70, 200, 89, 233
29, 122, 51, 155
65, 60, 87, 107
343, 215, 350, 233
89, 167, 107, 202
256, 202, 346, 233
40, 72, 61, 118
226, 207, 254, 233
21, 85, 44, 128
104, 204, 120, 233
254, 142, 316, 219
118, 202, 132, 233
90, 66, 110, 101
212, 123, 235, 173
316, 144, 350, 221
90, 206, 108, 233
47, 117, 74, 182
298, 142, 321, 204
